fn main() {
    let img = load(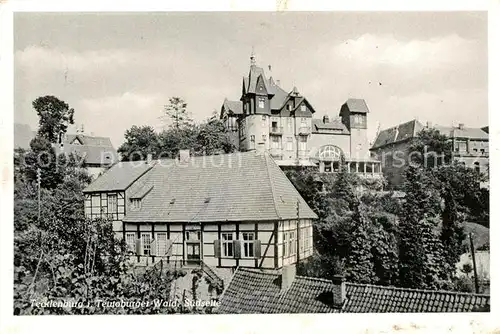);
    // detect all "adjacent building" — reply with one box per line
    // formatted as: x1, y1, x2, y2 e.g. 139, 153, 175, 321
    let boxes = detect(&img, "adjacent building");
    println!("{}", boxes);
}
14, 123, 118, 179
220, 55, 382, 178
83, 151, 317, 276
218, 265, 490, 313
370, 120, 489, 187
